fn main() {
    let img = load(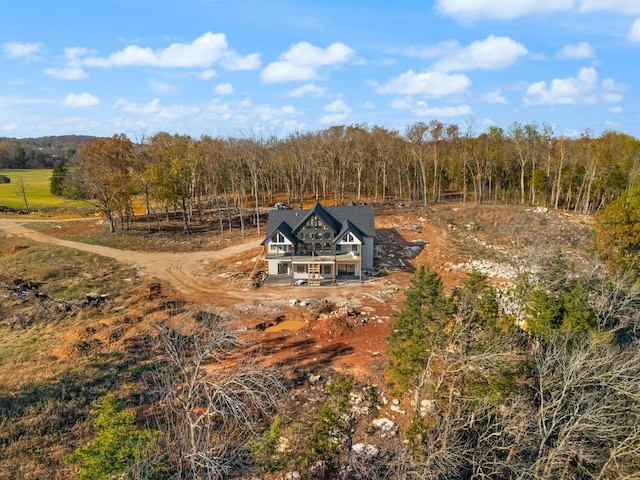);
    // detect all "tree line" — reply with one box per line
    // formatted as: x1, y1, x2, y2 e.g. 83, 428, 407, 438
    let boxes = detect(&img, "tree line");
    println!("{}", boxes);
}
51, 123, 640, 234
0, 135, 94, 169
